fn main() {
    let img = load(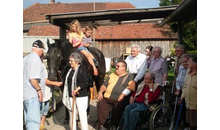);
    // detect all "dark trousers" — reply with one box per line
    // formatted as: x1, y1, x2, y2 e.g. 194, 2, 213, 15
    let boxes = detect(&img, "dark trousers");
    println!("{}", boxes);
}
97, 98, 125, 127
123, 103, 147, 130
